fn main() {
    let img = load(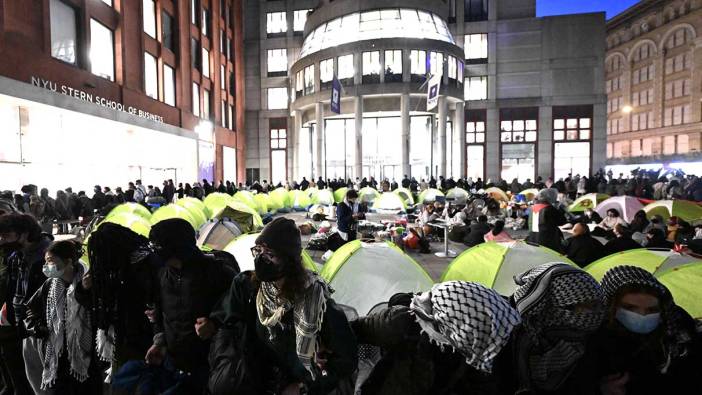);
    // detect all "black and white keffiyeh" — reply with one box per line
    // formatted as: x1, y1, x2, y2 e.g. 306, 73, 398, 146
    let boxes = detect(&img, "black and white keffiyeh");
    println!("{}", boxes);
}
601, 265, 692, 372
256, 272, 329, 379
409, 281, 521, 373
512, 263, 604, 391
